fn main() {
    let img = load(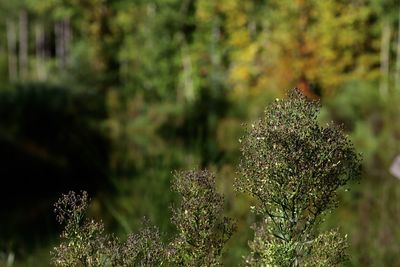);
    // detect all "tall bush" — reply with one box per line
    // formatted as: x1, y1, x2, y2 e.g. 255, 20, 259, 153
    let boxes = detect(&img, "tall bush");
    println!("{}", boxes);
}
236, 89, 361, 266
